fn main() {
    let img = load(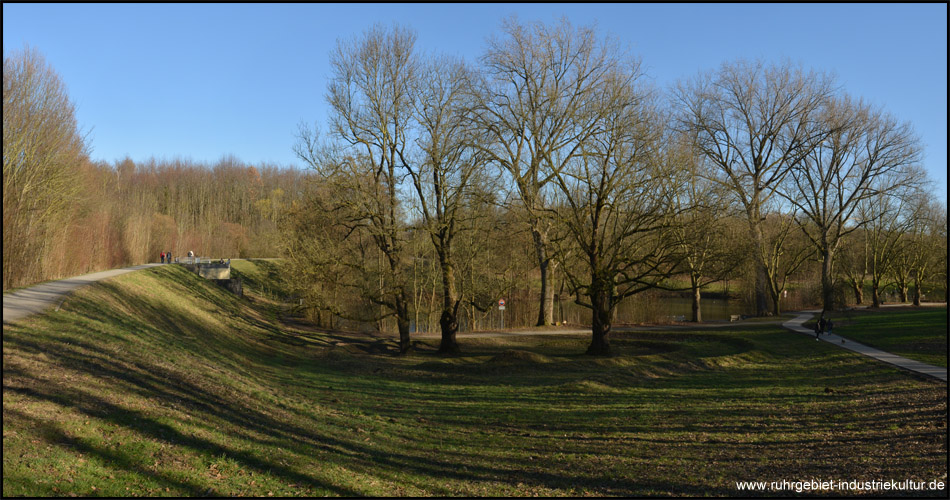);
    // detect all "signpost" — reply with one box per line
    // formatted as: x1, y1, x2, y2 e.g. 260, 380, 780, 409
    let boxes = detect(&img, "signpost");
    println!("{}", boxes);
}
498, 299, 506, 329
